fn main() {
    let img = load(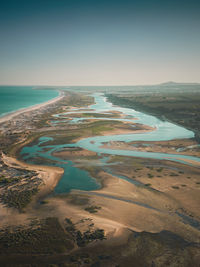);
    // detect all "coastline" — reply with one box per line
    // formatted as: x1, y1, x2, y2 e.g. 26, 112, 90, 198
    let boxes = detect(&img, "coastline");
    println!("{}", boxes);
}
0, 90, 65, 218
0, 152, 64, 228
0, 90, 64, 124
